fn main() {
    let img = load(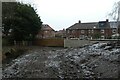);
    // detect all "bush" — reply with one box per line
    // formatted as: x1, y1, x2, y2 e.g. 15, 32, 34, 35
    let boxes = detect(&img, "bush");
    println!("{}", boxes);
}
3, 48, 27, 64
2, 37, 14, 46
